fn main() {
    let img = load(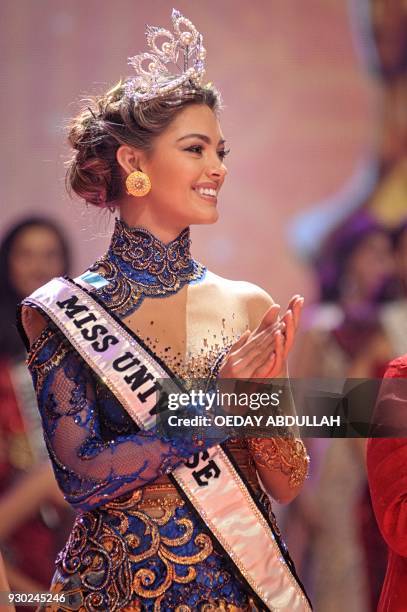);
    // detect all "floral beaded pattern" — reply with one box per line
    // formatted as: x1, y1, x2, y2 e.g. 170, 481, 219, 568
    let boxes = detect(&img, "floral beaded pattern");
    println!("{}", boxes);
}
45, 489, 263, 612
88, 219, 206, 318
27, 327, 234, 510
247, 437, 310, 488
